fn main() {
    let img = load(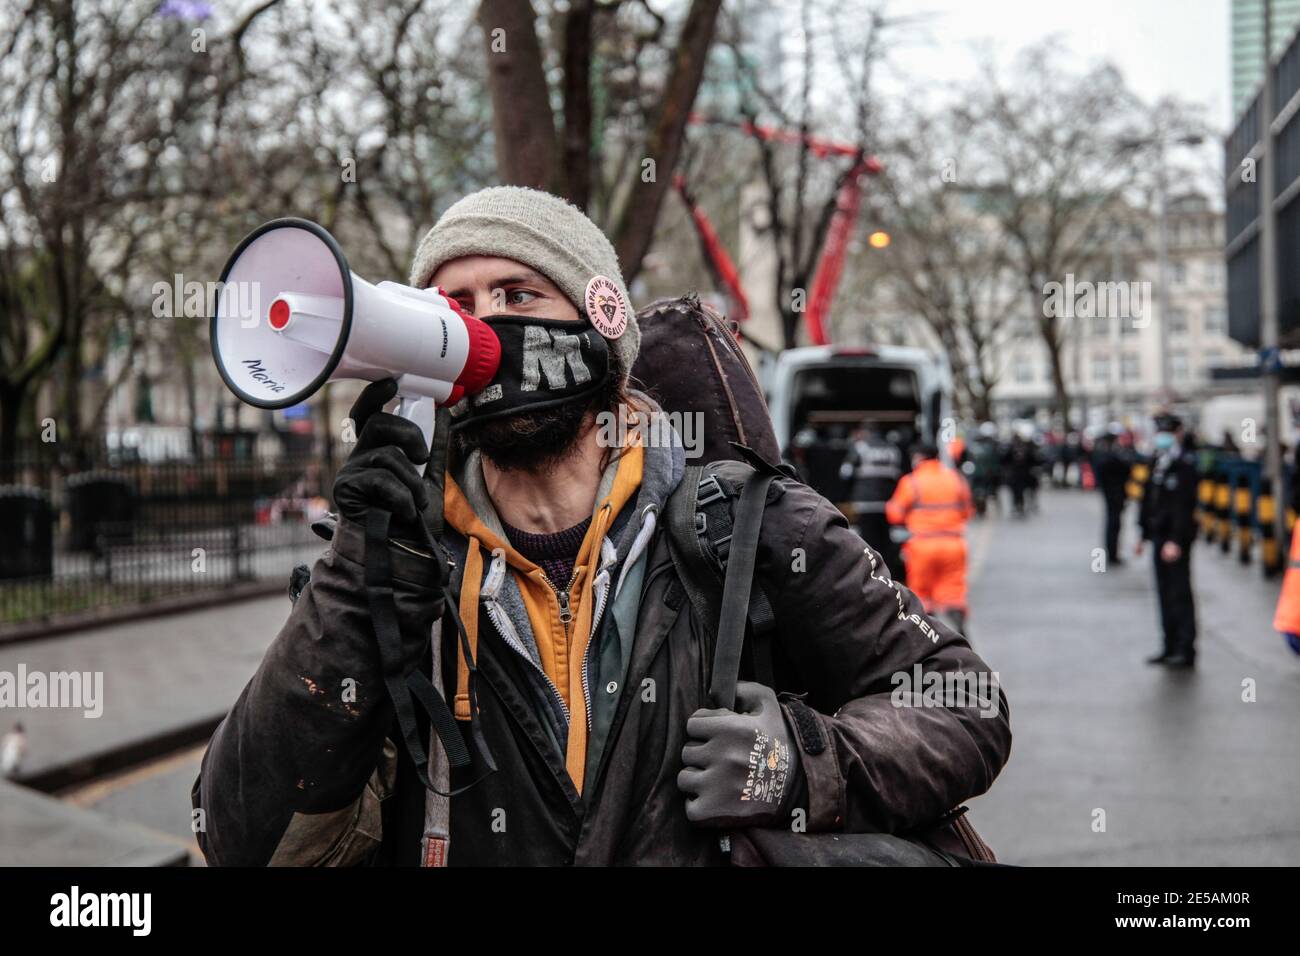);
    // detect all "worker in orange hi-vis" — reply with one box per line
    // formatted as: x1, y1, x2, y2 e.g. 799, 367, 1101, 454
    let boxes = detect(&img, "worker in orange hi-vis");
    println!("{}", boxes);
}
1273, 521, 1300, 656
886, 441, 976, 636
